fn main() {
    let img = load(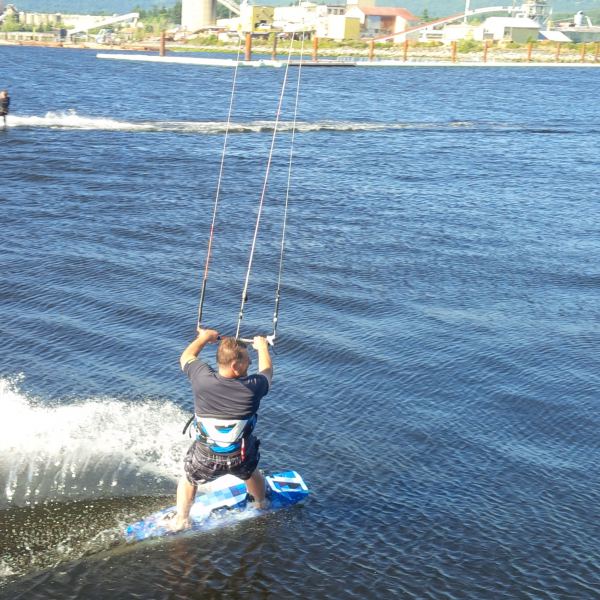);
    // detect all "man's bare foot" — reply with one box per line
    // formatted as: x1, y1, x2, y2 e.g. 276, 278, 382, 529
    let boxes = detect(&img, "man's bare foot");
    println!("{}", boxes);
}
246, 494, 270, 510
163, 511, 191, 532
172, 516, 192, 531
